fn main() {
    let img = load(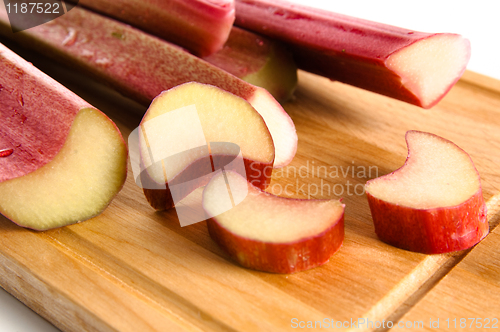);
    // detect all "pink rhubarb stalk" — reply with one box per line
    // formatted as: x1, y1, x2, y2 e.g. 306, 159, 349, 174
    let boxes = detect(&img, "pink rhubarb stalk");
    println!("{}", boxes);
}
71, 0, 235, 57
72, 0, 297, 102
234, 0, 471, 108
